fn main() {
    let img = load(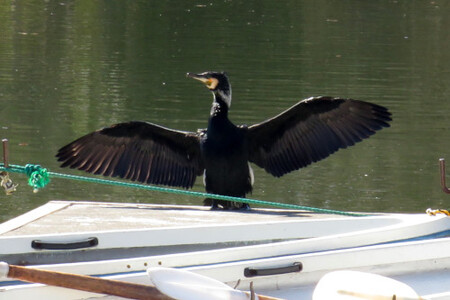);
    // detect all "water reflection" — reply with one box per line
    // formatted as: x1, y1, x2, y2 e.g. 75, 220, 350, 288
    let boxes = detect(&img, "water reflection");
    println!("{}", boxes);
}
0, 1, 449, 222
